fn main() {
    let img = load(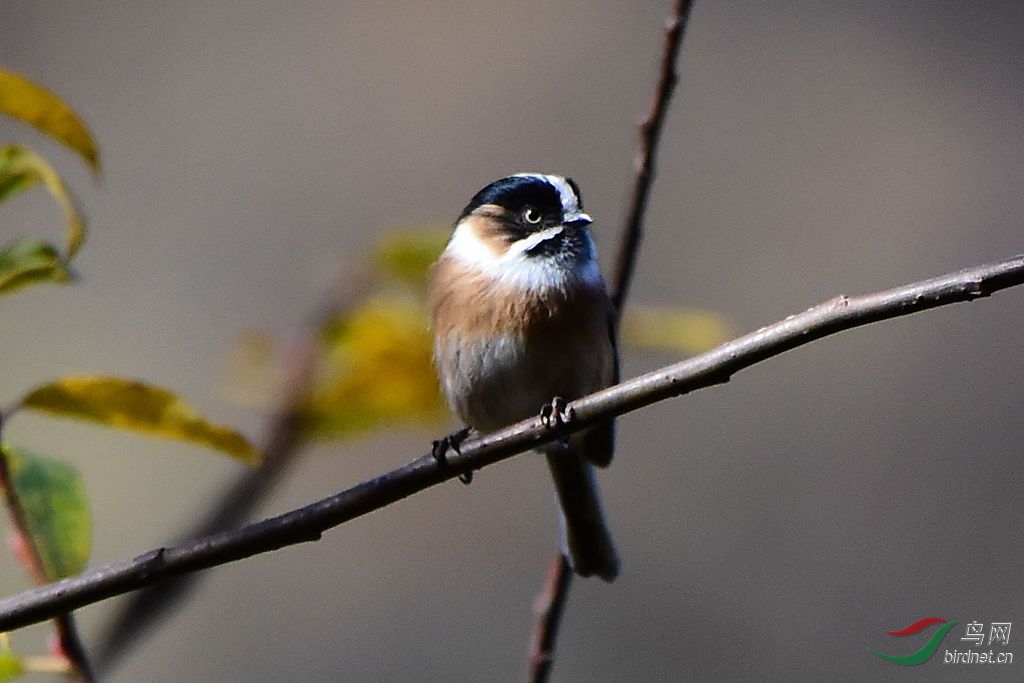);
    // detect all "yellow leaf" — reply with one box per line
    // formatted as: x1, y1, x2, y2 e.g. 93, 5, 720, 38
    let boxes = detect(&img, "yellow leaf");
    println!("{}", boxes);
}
0, 145, 86, 260
303, 296, 445, 438
621, 305, 732, 355
373, 228, 448, 287
17, 376, 260, 465
0, 68, 99, 173
0, 649, 23, 683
